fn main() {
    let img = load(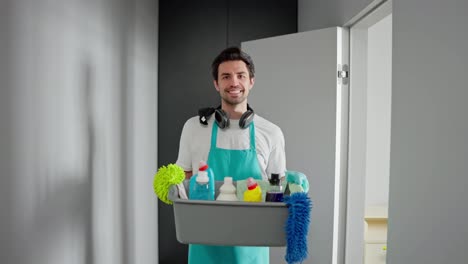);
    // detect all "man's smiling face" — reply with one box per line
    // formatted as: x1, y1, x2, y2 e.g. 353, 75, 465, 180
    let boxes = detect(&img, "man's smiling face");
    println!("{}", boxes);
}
214, 60, 254, 106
